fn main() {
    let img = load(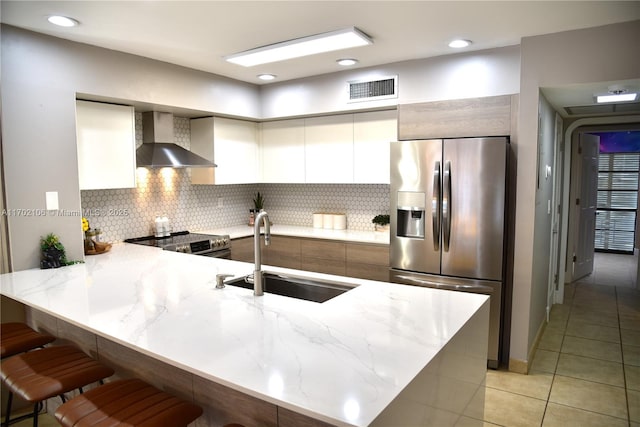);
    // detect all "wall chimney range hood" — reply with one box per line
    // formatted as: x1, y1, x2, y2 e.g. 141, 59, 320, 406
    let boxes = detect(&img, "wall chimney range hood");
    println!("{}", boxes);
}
136, 111, 216, 168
